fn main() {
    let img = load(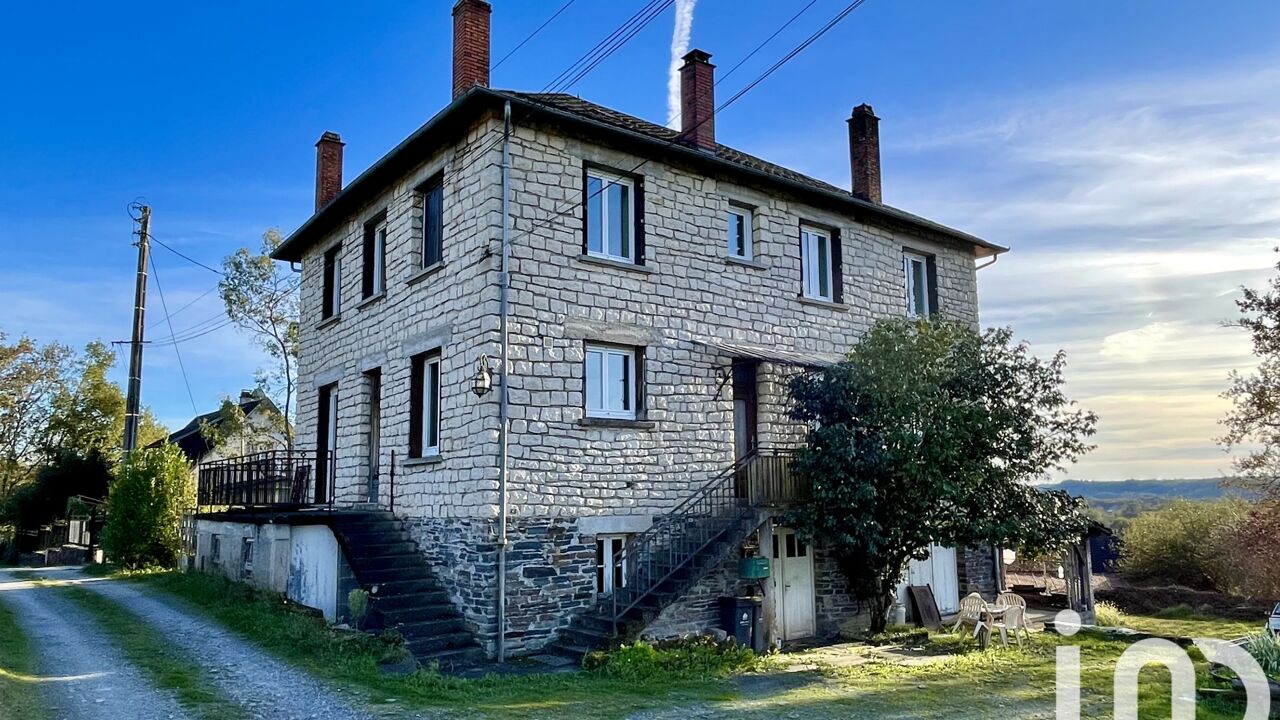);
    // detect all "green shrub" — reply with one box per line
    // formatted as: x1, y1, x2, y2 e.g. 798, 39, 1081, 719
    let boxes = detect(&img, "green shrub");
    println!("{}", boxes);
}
1094, 601, 1126, 627
348, 588, 370, 625
584, 636, 758, 681
101, 445, 194, 568
1118, 499, 1247, 591
1152, 603, 1195, 620
1245, 633, 1280, 679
